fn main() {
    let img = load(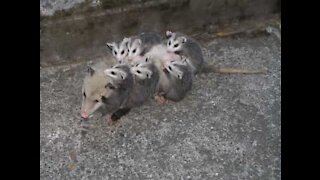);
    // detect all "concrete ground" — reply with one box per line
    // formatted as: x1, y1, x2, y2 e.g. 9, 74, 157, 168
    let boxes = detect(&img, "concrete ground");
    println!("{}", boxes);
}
40, 33, 281, 179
